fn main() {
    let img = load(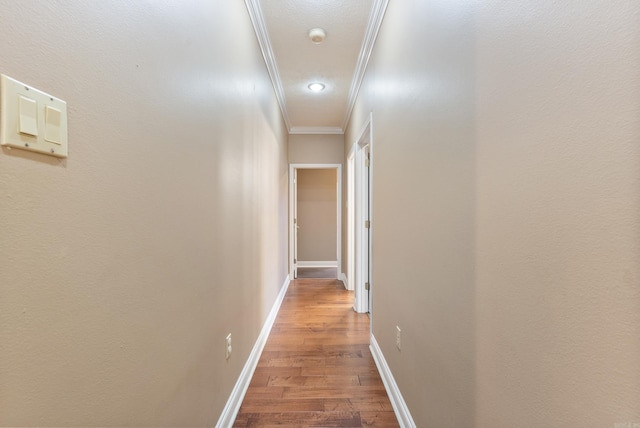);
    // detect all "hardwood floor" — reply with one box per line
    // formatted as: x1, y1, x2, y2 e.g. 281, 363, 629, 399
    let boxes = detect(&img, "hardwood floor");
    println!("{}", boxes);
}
233, 278, 399, 427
